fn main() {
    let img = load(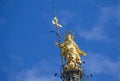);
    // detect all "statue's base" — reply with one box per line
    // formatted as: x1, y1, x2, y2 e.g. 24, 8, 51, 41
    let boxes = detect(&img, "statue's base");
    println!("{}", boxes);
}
62, 69, 82, 81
